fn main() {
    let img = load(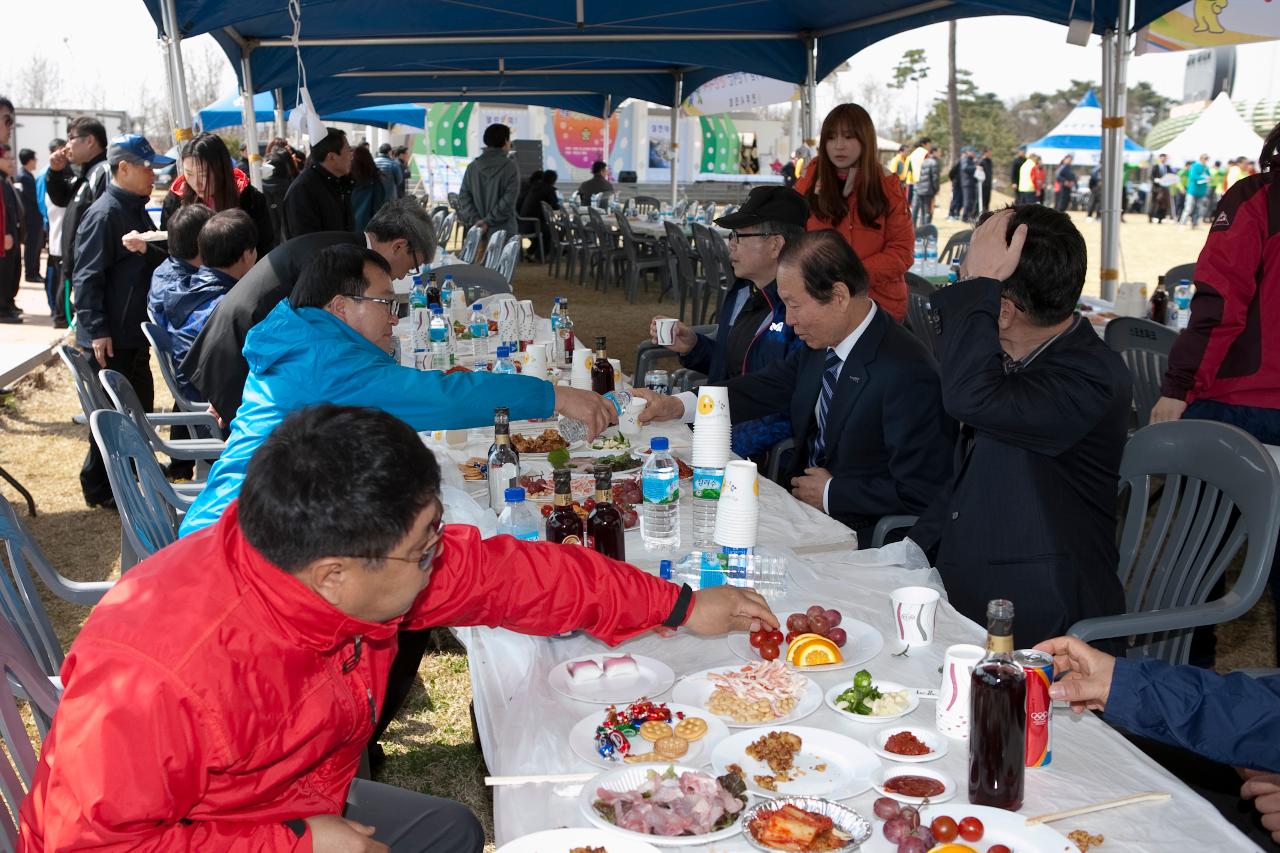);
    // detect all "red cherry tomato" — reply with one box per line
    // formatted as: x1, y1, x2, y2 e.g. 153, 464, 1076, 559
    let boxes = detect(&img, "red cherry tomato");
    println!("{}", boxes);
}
784, 631, 799, 645
540, 504, 553, 517
749, 630, 766, 648
764, 630, 784, 646
929, 816, 958, 843
958, 816, 984, 842
987, 846, 1011, 853
759, 642, 781, 661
